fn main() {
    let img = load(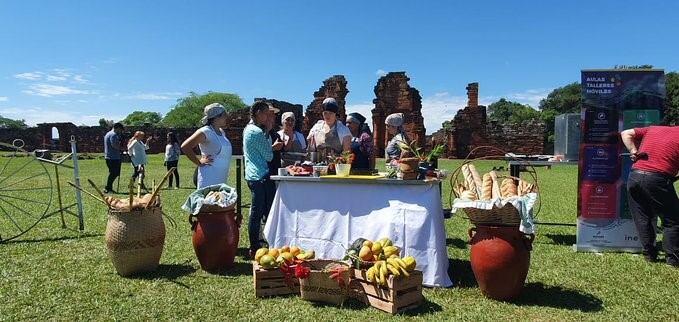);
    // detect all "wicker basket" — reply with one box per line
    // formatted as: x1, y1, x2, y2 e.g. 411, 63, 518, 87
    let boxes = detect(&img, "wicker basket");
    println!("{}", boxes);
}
449, 146, 540, 226
105, 207, 166, 276
299, 260, 352, 305
463, 205, 522, 226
